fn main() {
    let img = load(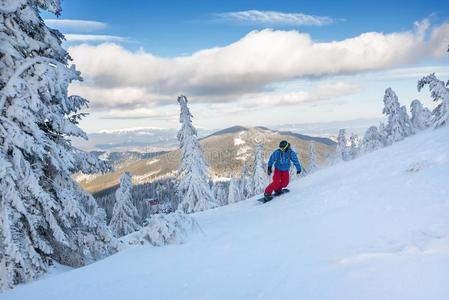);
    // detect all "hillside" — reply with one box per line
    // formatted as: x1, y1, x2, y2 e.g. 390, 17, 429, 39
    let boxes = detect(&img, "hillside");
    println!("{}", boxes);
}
78, 126, 336, 193
5, 126, 449, 300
